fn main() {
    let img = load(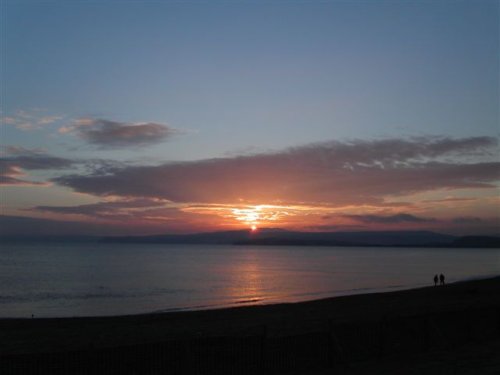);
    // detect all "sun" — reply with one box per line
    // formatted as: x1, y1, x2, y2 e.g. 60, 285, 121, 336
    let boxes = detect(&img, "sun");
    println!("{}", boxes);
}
251, 224, 258, 231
